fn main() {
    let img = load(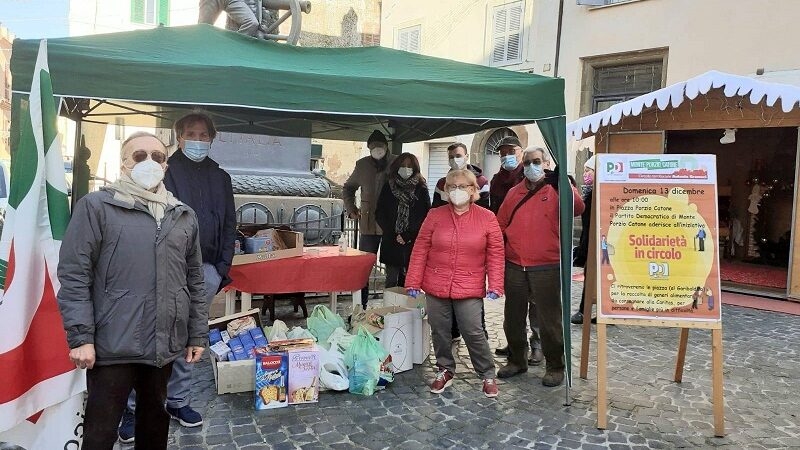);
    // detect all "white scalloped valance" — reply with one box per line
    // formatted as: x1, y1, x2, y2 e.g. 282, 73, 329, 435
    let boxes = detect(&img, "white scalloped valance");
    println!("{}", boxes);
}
567, 70, 800, 140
